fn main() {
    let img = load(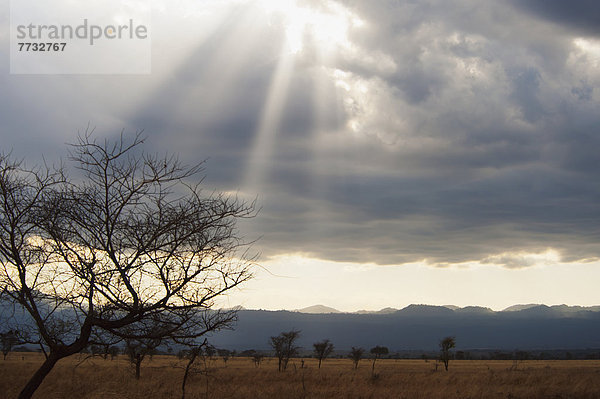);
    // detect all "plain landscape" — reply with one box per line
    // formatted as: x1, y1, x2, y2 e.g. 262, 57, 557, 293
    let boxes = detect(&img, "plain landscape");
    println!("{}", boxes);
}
2, 353, 600, 399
